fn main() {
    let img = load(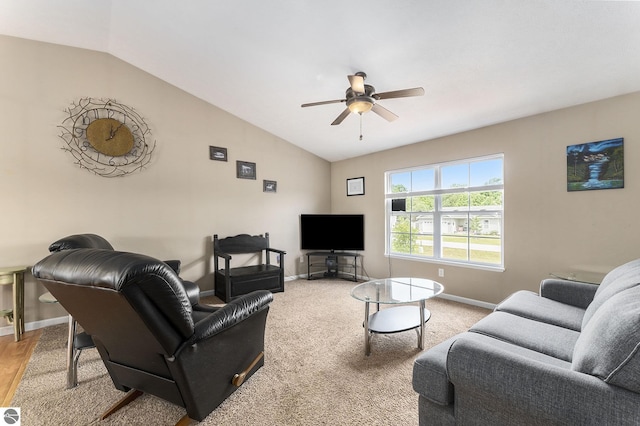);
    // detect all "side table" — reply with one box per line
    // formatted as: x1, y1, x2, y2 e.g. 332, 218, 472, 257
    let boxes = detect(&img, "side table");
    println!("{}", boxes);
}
0, 266, 28, 342
549, 271, 605, 285
39, 291, 95, 388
